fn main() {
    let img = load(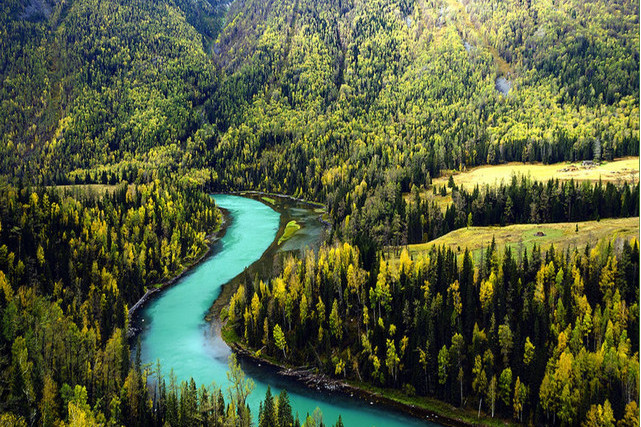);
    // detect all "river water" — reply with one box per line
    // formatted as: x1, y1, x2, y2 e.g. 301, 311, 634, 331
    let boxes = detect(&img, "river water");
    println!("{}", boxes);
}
137, 195, 438, 426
